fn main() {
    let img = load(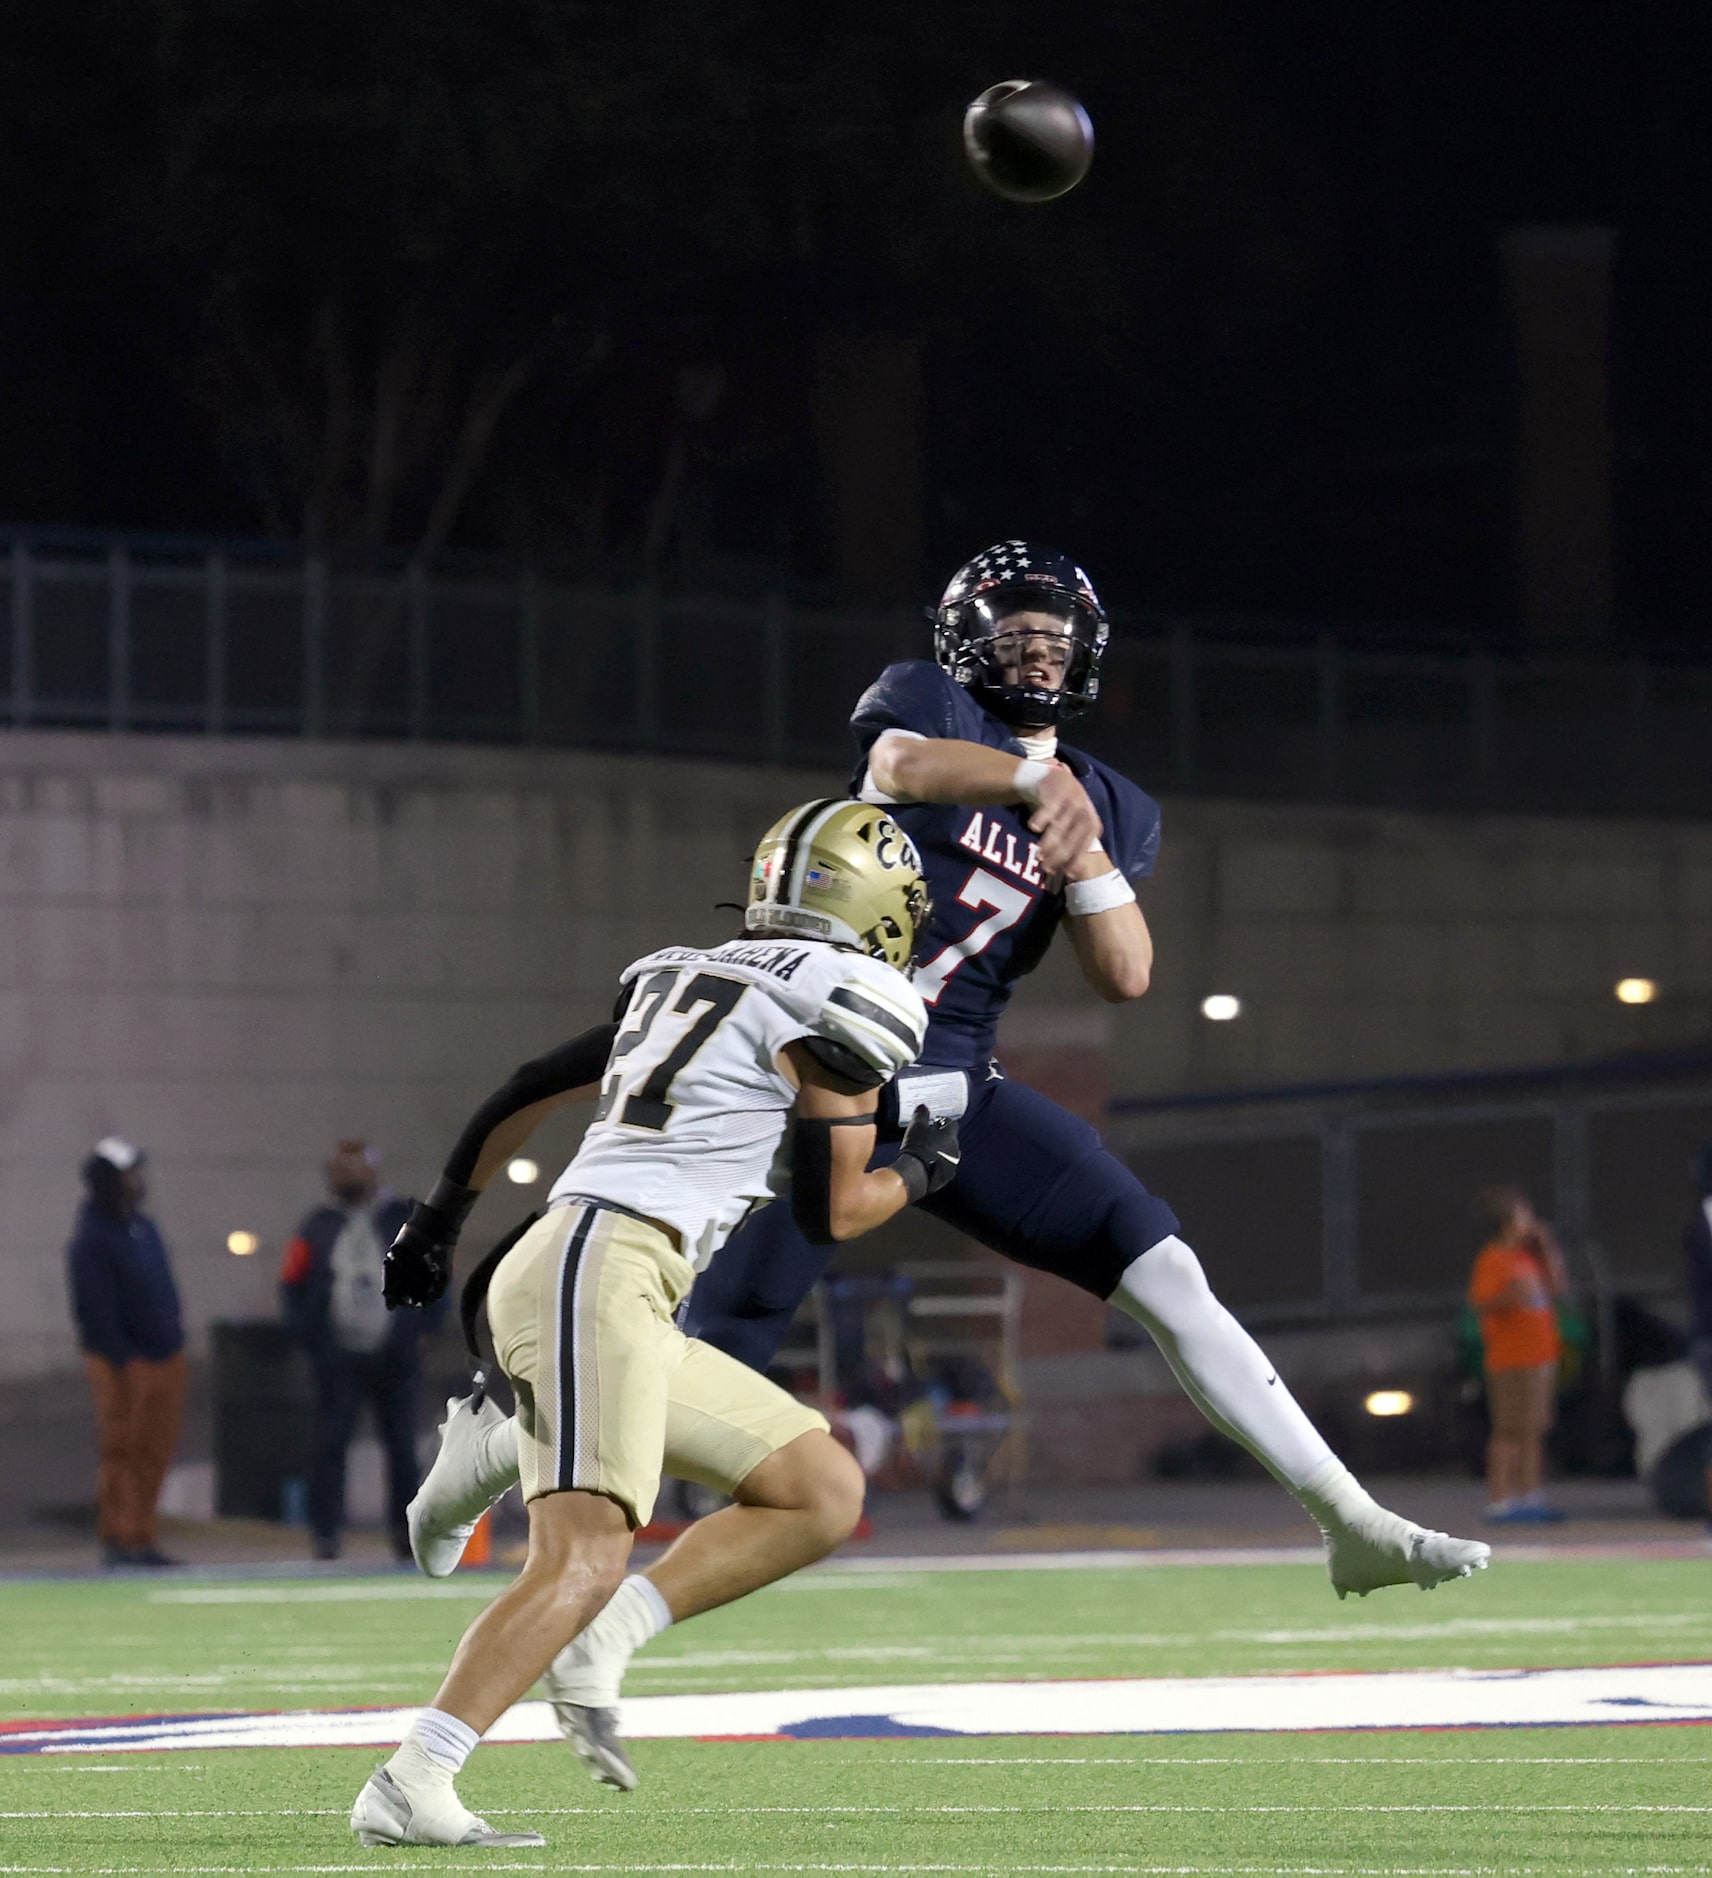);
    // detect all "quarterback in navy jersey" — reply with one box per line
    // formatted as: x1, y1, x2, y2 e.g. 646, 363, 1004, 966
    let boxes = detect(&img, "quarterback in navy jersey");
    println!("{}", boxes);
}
686, 540, 1490, 1603
851, 656, 1161, 1071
